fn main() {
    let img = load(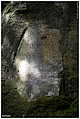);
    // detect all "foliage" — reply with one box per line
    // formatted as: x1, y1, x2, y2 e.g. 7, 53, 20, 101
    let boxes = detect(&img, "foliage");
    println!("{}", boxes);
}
1, 80, 78, 118
1, 1, 78, 118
